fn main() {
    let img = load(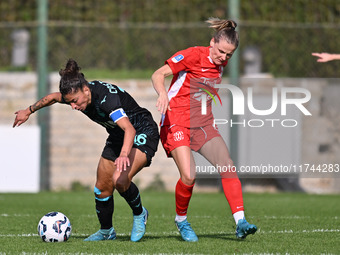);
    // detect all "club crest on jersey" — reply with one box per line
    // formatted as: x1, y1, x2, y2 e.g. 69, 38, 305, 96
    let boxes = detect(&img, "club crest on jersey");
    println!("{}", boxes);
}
172, 54, 184, 63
